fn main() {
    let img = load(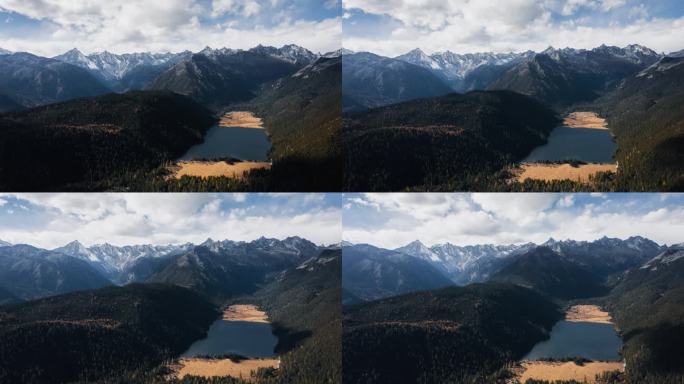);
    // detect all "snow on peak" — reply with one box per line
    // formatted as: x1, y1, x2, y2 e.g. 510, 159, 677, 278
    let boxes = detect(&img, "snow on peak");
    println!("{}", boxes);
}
395, 240, 441, 262
641, 249, 684, 270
